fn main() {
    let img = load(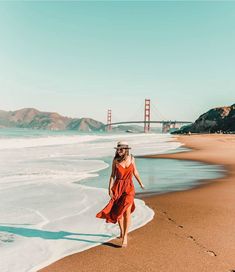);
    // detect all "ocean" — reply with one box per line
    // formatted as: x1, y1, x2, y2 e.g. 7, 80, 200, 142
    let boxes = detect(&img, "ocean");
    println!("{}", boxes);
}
0, 128, 225, 272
